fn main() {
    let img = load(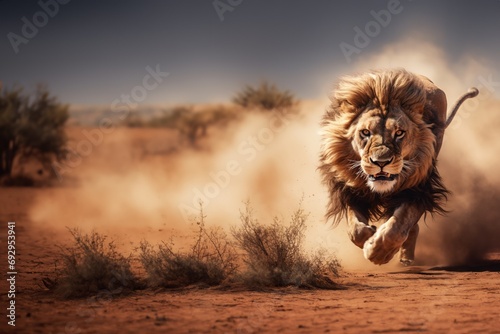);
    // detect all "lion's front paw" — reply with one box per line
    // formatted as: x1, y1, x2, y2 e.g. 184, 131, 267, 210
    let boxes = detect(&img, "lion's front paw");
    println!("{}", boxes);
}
348, 223, 376, 249
363, 220, 408, 265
